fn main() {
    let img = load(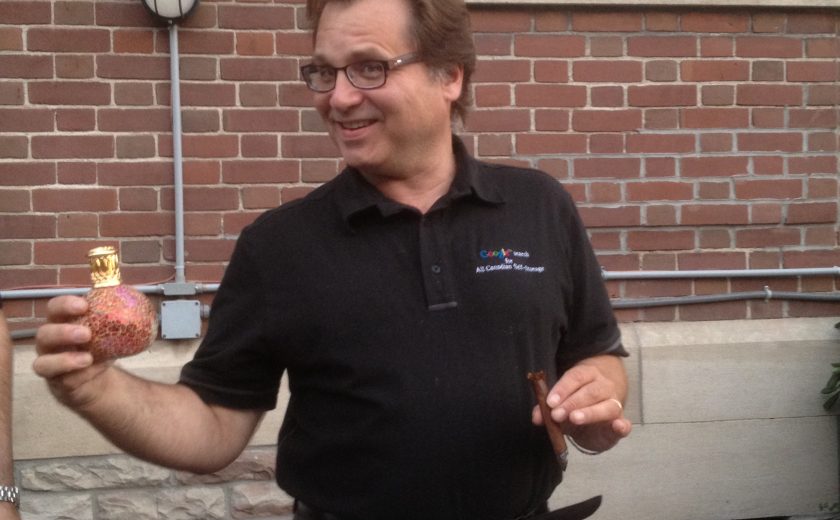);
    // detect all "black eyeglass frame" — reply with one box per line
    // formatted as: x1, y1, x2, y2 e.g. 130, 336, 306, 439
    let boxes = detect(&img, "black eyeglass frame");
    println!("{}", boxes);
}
300, 52, 422, 93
